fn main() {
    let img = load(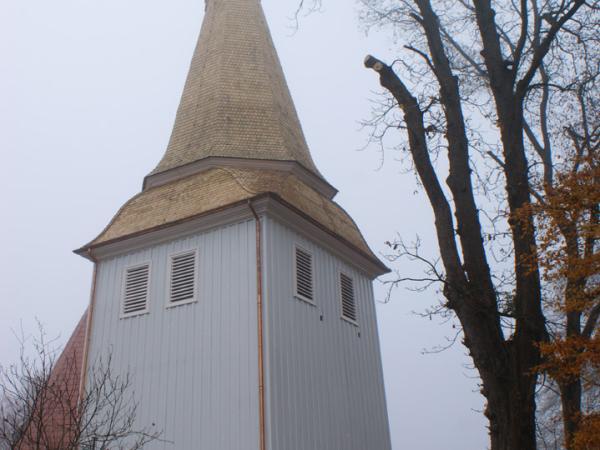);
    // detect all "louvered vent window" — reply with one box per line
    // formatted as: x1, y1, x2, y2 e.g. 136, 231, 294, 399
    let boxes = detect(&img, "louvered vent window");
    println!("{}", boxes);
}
294, 246, 314, 302
340, 273, 357, 323
169, 251, 197, 304
123, 264, 150, 316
